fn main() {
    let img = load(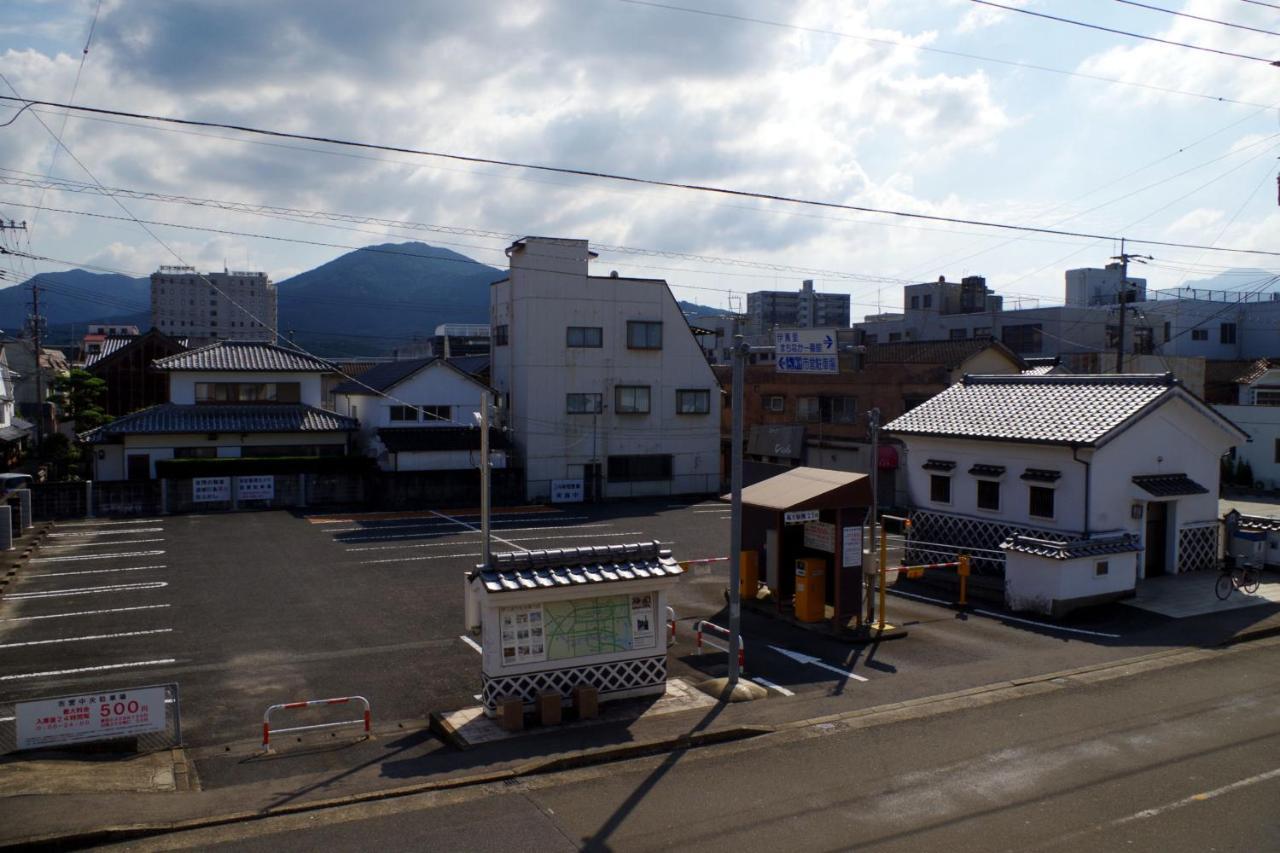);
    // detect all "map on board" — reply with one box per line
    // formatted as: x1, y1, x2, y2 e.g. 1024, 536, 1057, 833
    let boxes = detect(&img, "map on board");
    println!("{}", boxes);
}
544, 595, 632, 660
